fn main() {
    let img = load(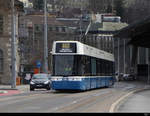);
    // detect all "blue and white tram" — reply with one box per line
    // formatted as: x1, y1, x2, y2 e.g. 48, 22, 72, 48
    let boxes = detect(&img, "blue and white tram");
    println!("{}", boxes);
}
51, 41, 115, 91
